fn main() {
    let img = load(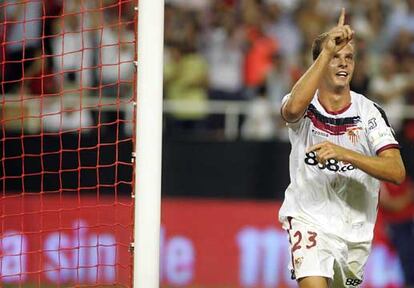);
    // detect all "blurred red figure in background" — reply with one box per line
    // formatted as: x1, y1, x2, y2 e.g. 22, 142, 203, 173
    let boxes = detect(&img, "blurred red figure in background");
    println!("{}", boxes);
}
380, 178, 414, 288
